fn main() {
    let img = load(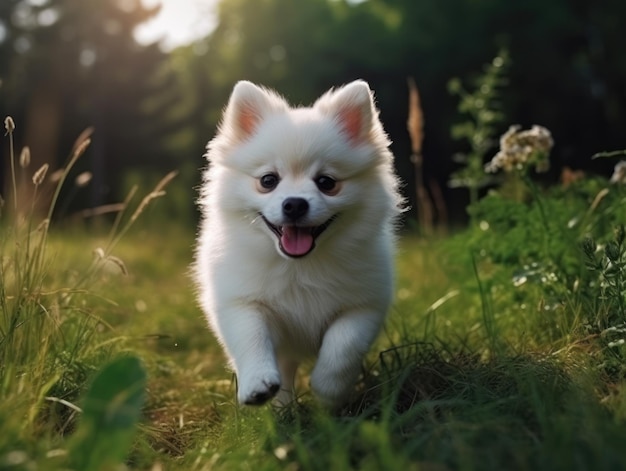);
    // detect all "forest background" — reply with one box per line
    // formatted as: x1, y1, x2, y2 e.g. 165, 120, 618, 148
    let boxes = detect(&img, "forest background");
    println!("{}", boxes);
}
2, 0, 624, 226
